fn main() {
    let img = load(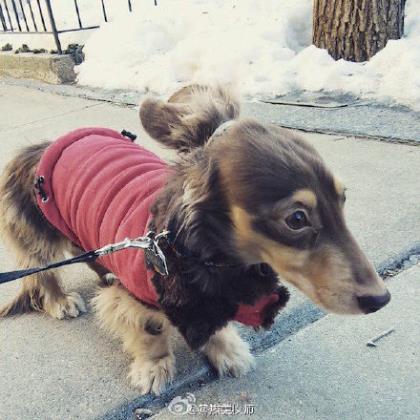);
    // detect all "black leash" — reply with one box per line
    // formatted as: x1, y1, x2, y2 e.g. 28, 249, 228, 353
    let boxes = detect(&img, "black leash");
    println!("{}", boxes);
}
0, 251, 97, 284
0, 232, 169, 285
